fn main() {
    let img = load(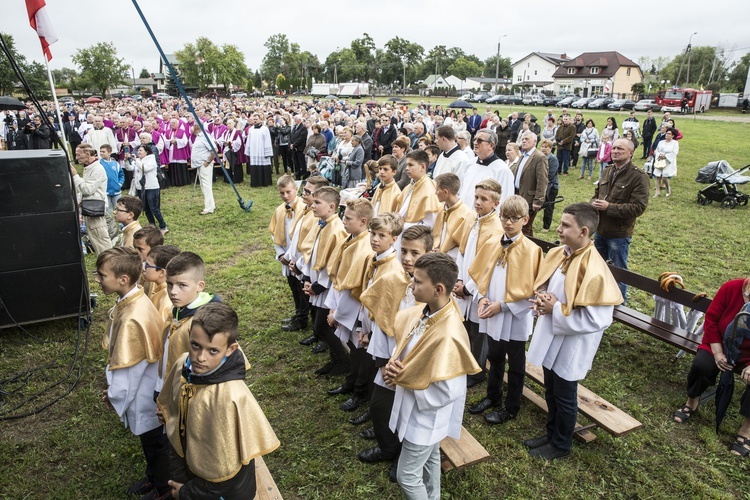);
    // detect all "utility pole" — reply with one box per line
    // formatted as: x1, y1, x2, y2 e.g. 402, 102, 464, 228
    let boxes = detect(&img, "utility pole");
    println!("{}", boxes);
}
334, 63, 338, 85
686, 32, 697, 85
402, 60, 406, 94
494, 35, 507, 94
